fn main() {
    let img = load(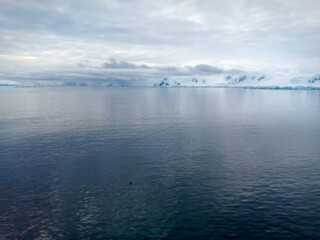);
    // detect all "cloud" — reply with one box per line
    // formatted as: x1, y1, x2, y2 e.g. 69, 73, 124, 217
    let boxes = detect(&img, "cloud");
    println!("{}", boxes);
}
191, 64, 224, 74
157, 66, 178, 72
78, 60, 89, 68
102, 58, 141, 69
101, 58, 152, 69
139, 64, 152, 69
186, 64, 243, 75
0, 0, 319, 82
0, 56, 243, 84
99, 59, 241, 78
